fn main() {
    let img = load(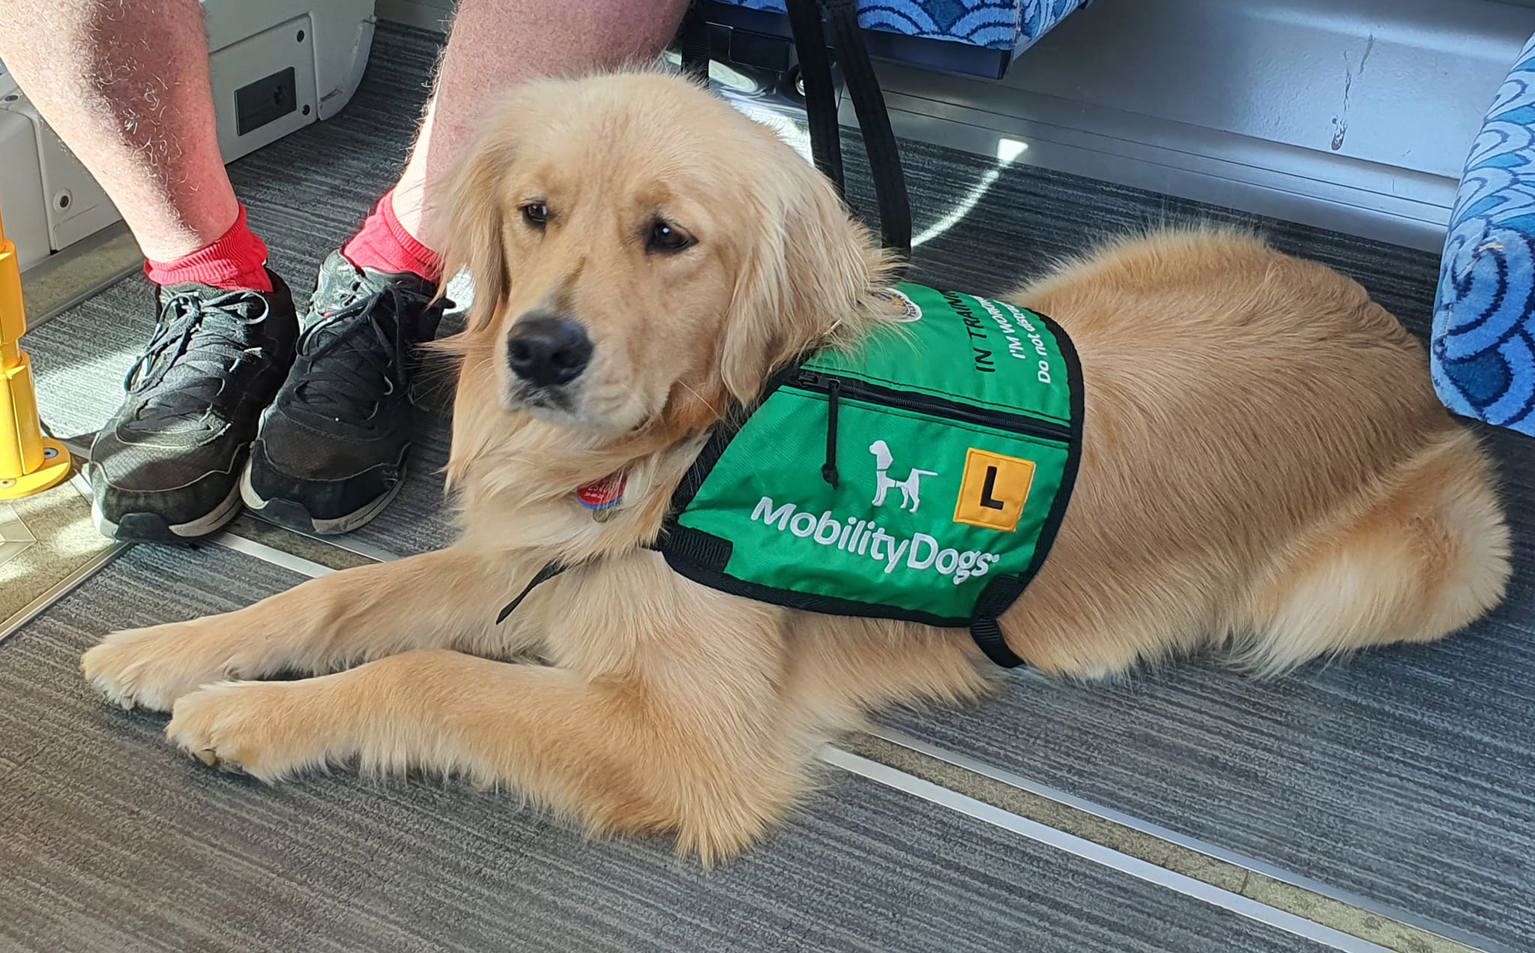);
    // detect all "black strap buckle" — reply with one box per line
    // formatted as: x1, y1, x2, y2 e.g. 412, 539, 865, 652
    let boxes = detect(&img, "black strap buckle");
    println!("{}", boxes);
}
970, 615, 1027, 668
